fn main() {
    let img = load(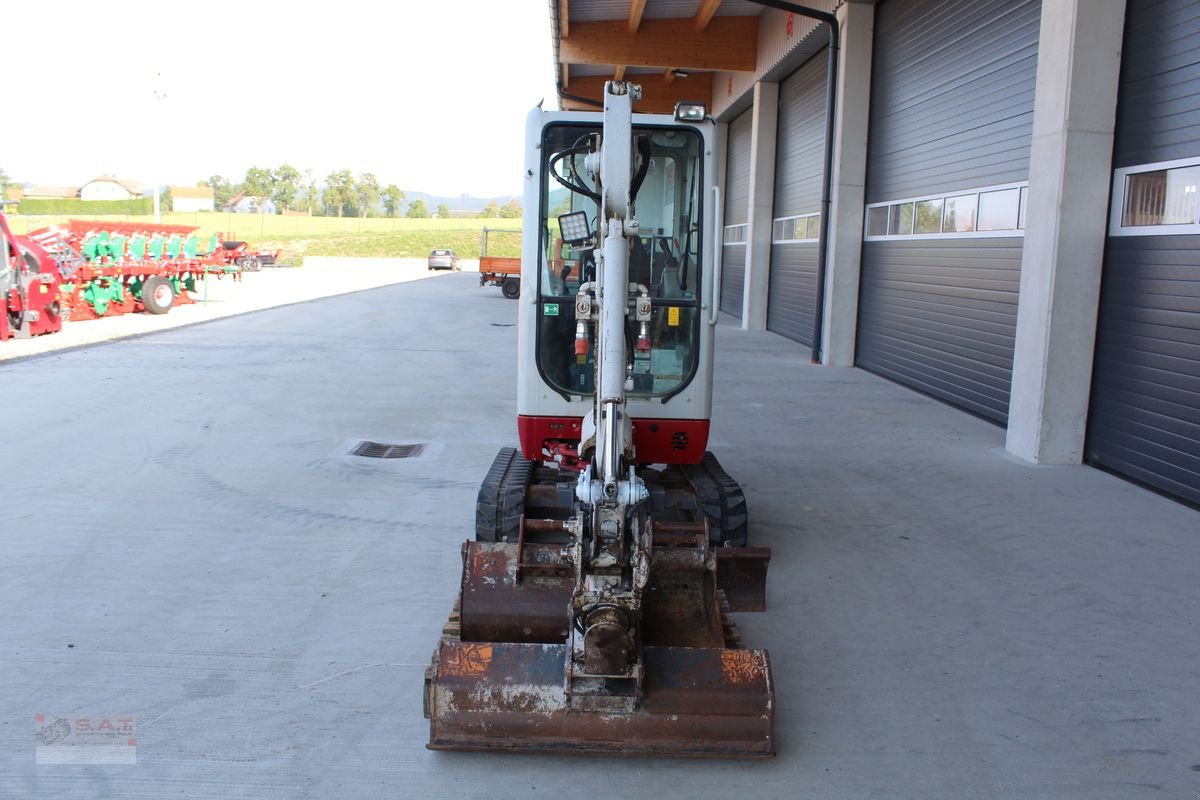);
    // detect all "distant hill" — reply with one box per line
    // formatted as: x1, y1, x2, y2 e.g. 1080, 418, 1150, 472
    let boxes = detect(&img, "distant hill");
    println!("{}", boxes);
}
404, 191, 520, 216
